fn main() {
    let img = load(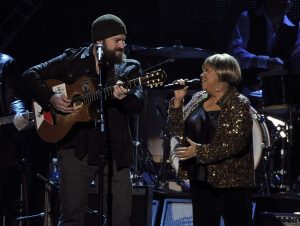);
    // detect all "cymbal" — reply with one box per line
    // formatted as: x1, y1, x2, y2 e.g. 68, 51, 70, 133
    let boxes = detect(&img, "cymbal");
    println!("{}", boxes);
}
132, 45, 215, 59
249, 90, 262, 98
125, 44, 147, 51
258, 69, 288, 78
